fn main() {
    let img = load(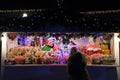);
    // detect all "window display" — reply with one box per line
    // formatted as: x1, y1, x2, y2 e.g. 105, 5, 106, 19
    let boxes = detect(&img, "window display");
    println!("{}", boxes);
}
3, 32, 116, 65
